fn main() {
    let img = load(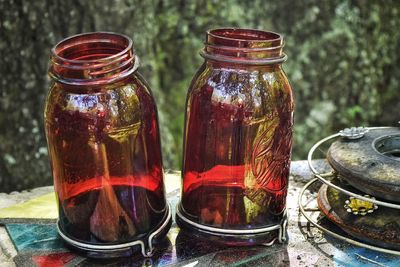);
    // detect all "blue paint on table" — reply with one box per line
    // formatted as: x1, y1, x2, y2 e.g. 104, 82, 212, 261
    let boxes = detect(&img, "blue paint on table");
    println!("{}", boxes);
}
5, 223, 65, 253
332, 246, 400, 267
